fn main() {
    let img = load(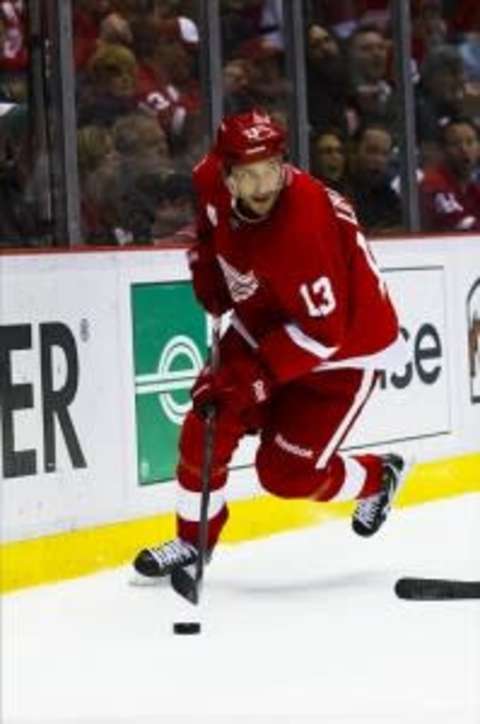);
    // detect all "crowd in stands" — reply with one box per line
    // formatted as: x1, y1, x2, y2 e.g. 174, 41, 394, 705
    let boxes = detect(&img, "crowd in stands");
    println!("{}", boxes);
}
1, 0, 480, 247
306, 0, 480, 234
